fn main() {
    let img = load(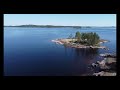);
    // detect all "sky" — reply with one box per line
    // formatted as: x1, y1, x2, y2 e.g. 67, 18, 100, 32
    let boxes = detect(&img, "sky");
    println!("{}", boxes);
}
4, 14, 116, 26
